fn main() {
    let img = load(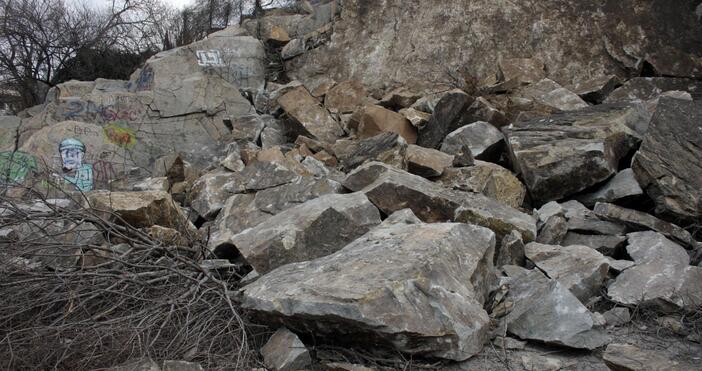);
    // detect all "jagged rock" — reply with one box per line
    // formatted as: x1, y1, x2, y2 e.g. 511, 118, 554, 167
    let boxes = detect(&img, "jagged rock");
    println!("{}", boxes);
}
502, 268, 610, 350
261, 328, 311, 371
278, 86, 343, 143
496, 230, 526, 268
107, 358, 160, 371
405, 144, 453, 178
349, 105, 417, 144
260, 127, 288, 148
602, 308, 631, 327
148, 225, 189, 246
451, 145, 475, 168
0, 115, 21, 152
133, 177, 169, 192
241, 223, 496, 361
567, 75, 621, 104
606, 257, 635, 273
499, 58, 546, 87
562, 200, 628, 236
536, 215, 567, 245
631, 98, 702, 222
515, 79, 589, 111
323, 362, 375, 371
576, 169, 644, 207
493, 336, 526, 350
525, 242, 609, 302
399, 107, 430, 128
227, 115, 265, 144
464, 97, 509, 128
440, 121, 504, 162
503, 103, 649, 204
189, 171, 238, 219
417, 89, 474, 149
378, 208, 423, 228
594, 202, 695, 249
162, 361, 203, 371
334, 132, 408, 171
379, 87, 421, 109
353, 167, 536, 241
438, 162, 526, 209
604, 77, 702, 103
521, 354, 562, 371
234, 161, 303, 192
224, 193, 381, 274
281, 38, 305, 59
341, 161, 406, 192
411, 91, 446, 113
562, 233, 627, 256
603, 344, 687, 371
86, 191, 190, 230
324, 80, 368, 114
